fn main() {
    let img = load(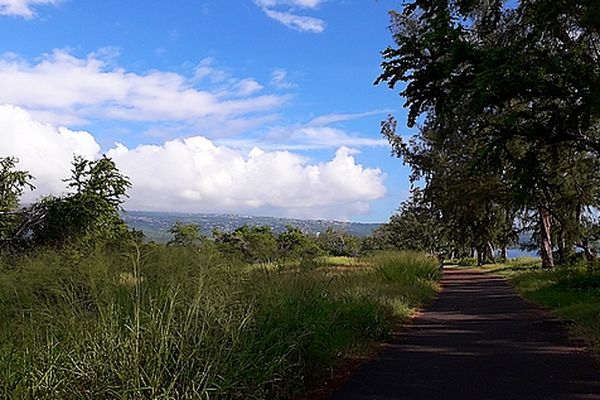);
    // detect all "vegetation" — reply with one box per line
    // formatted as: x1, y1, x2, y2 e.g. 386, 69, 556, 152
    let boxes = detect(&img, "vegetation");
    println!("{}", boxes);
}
0, 154, 441, 399
0, 245, 440, 399
376, 0, 600, 268
0, 157, 34, 245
